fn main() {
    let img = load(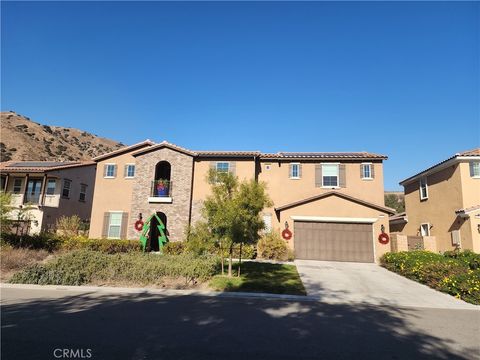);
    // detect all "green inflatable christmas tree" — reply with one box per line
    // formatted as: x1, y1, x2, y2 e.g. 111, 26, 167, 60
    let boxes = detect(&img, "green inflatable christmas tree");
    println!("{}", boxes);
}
139, 213, 169, 252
